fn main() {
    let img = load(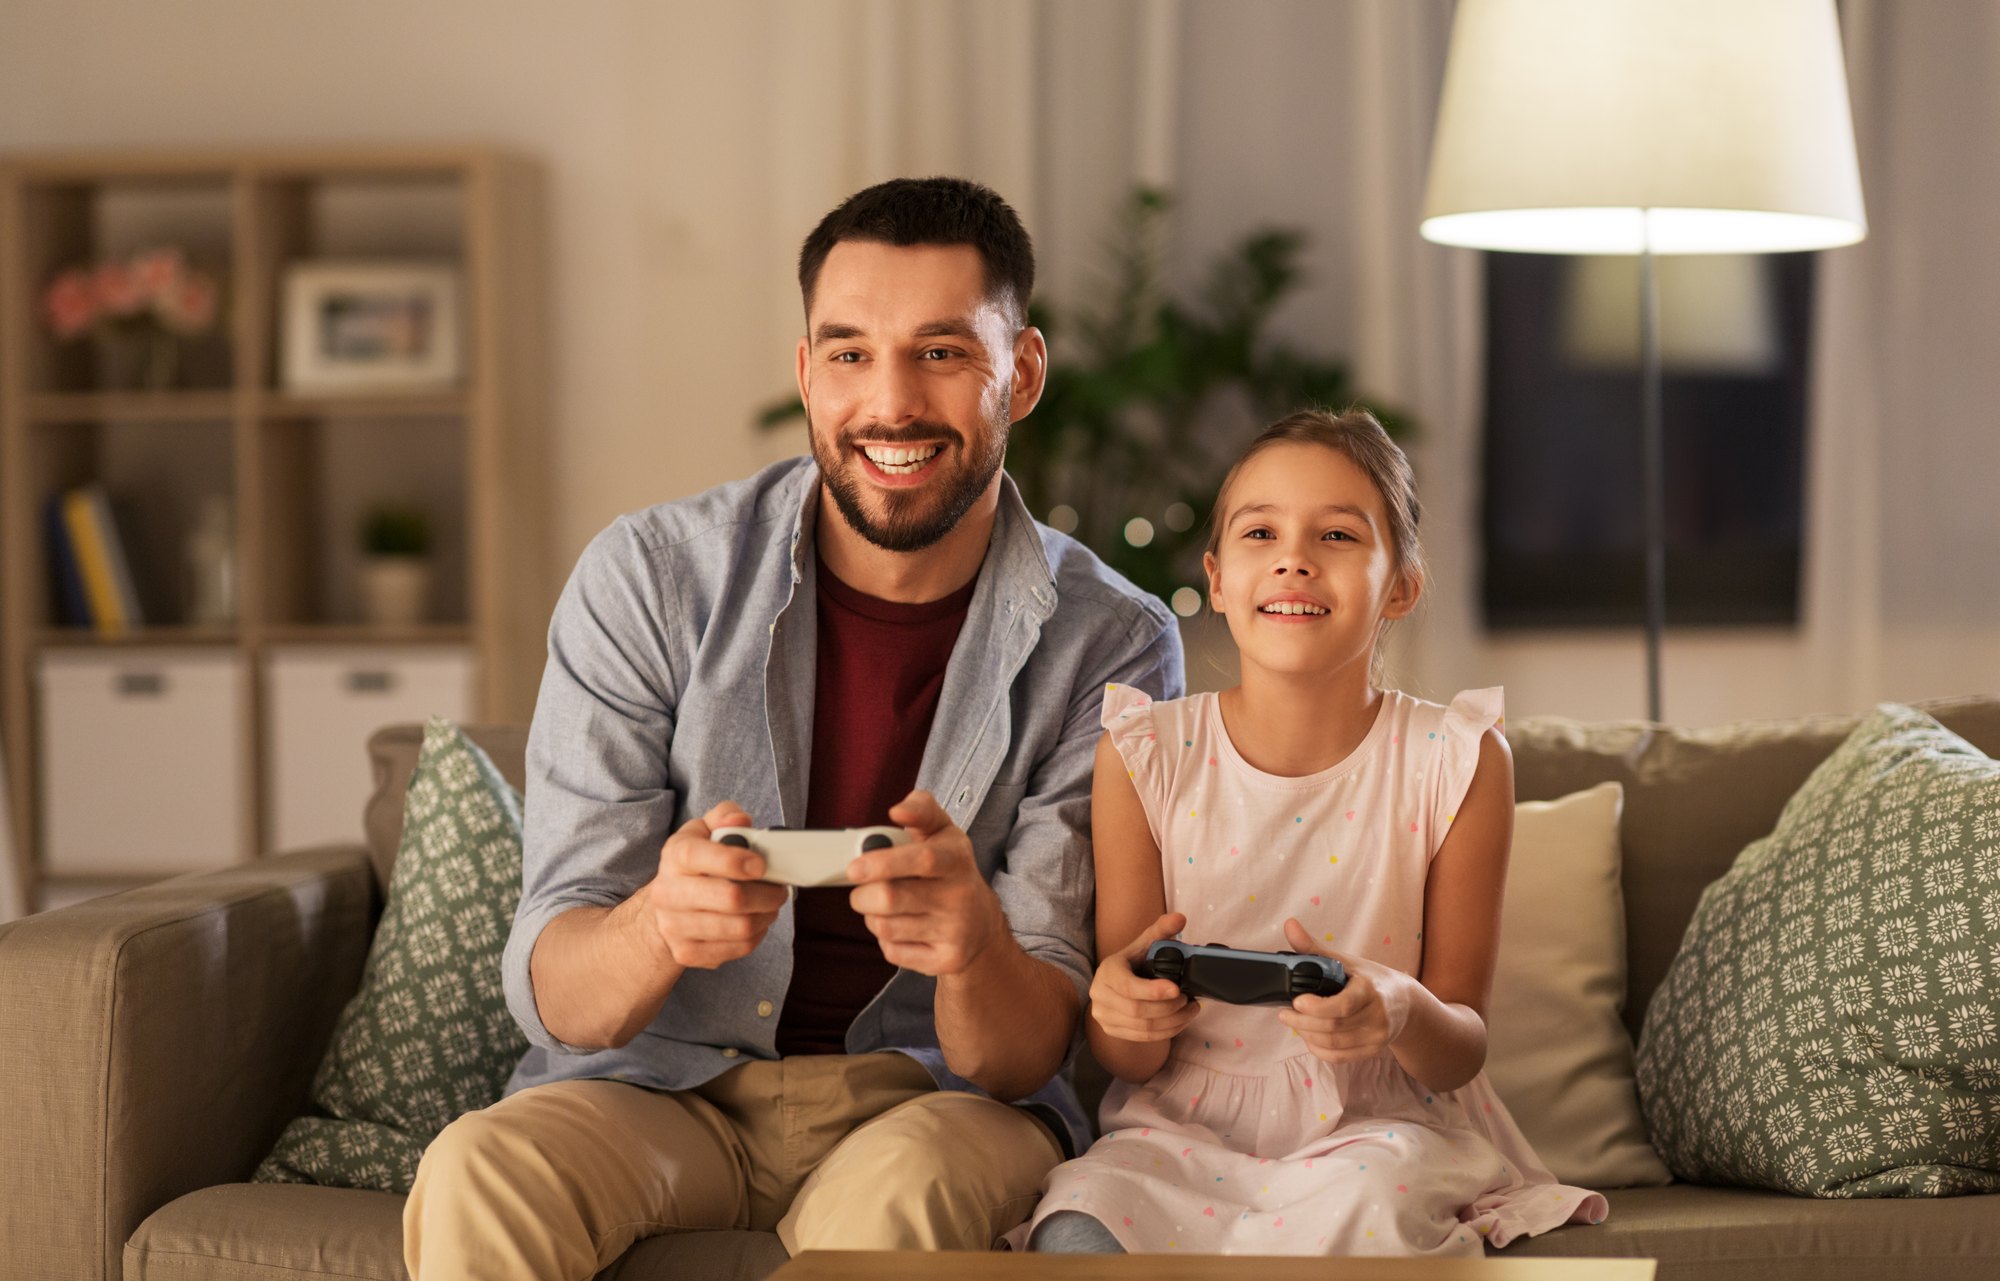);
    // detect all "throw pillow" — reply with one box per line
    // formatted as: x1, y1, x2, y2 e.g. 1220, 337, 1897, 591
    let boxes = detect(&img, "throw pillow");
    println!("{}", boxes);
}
255, 717, 529, 1193
1485, 782, 1672, 1189
1636, 704, 2000, 1197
